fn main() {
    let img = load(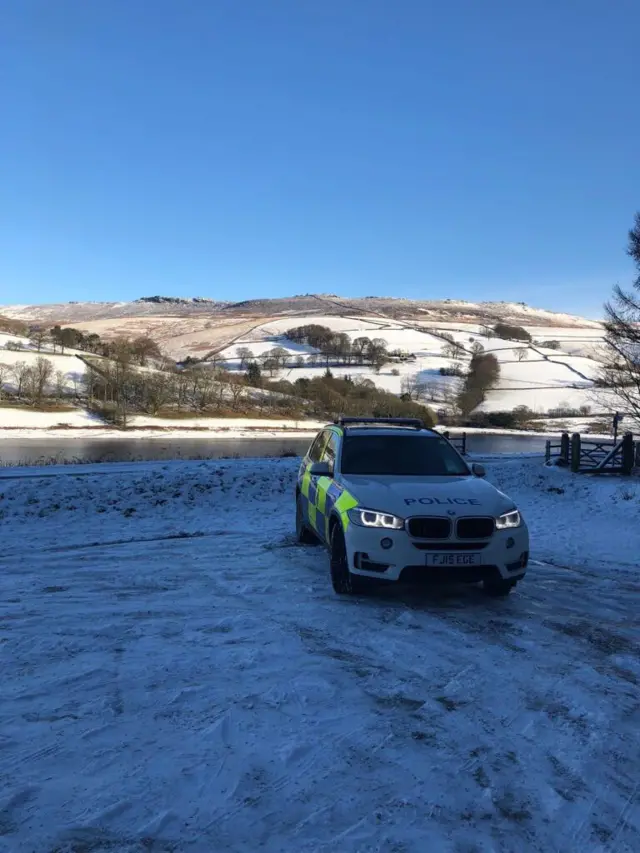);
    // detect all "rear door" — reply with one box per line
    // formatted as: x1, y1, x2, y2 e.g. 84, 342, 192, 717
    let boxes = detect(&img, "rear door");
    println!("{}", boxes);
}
299, 430, 330, 524
312, 431, 341, 543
